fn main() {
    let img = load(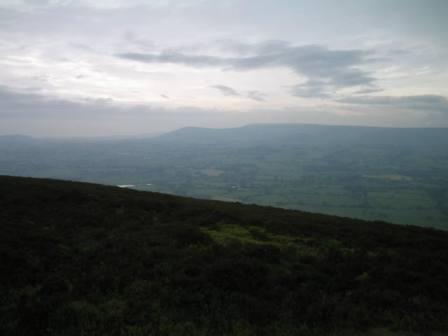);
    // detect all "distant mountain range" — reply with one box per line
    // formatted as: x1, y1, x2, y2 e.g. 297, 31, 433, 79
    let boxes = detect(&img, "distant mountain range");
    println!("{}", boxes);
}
154, 124, 448, 147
